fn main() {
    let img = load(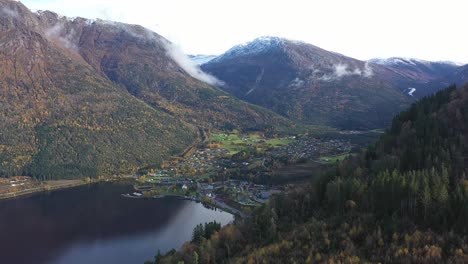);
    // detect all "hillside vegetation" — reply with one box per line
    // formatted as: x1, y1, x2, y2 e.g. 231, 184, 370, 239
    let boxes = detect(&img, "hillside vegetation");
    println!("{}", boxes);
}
154, 85, 468, 263
0, 1, 297, 179
0, 10, 197, 179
